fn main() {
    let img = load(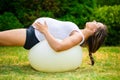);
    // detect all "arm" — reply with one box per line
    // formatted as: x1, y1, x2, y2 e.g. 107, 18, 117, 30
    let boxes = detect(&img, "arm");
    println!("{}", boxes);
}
33, 22, 83, 52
